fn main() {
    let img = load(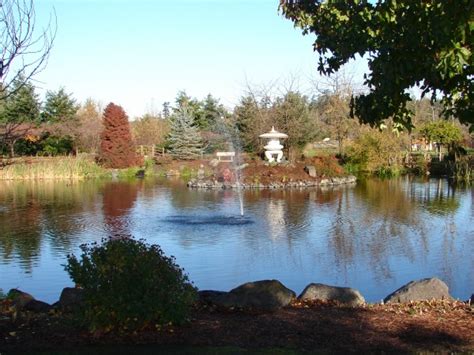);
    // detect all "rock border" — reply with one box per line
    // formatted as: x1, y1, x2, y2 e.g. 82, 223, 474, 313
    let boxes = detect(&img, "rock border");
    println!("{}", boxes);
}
188, 175, 357, 189
5, 277, 470, 315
